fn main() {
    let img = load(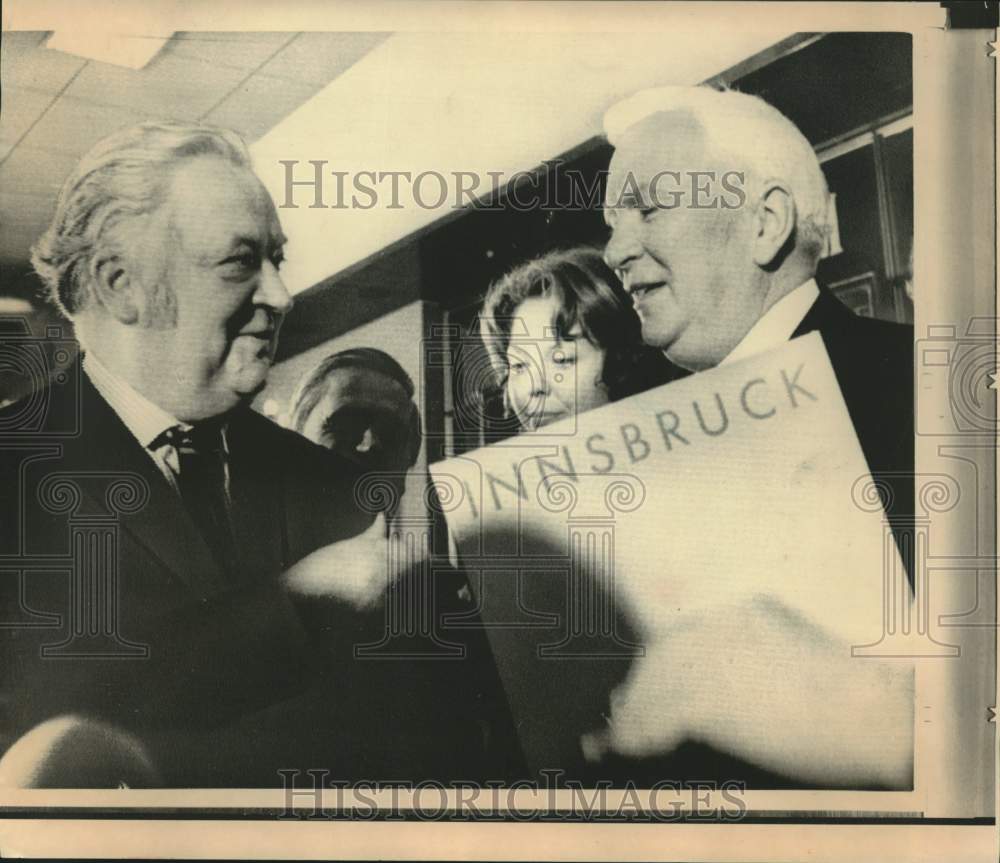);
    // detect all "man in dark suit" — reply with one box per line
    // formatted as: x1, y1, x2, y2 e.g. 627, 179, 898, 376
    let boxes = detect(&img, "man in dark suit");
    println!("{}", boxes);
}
587, 86, 914, 787
0, 121, 411, 786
